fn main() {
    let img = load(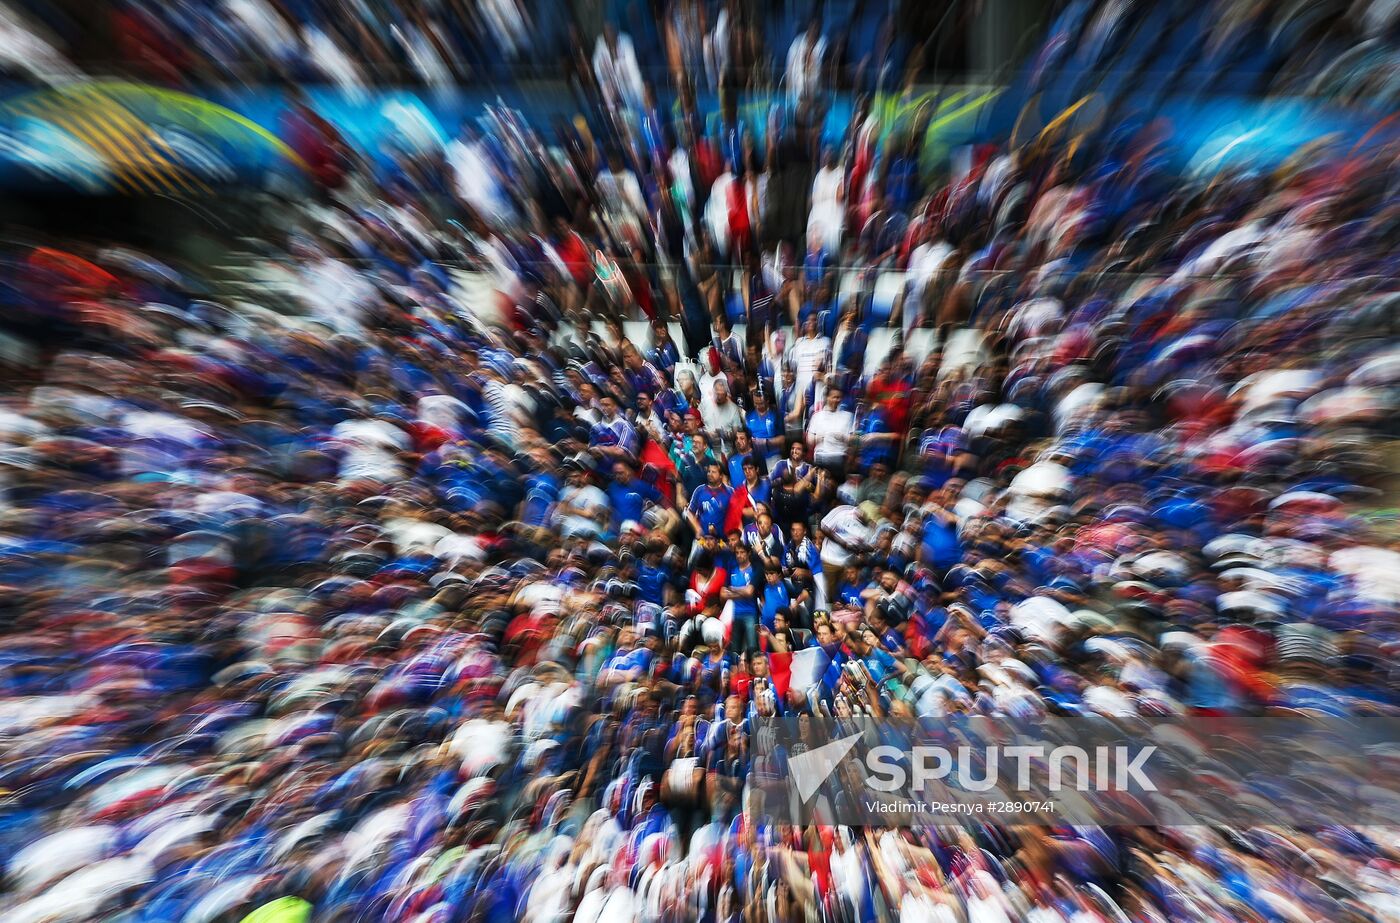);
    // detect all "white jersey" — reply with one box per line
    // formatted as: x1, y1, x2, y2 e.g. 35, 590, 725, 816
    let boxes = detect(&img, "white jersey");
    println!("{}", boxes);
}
331, 419, 409, 482
807, 407, 854, 467
819, 505, 870, 567
789, 334, 831, 396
